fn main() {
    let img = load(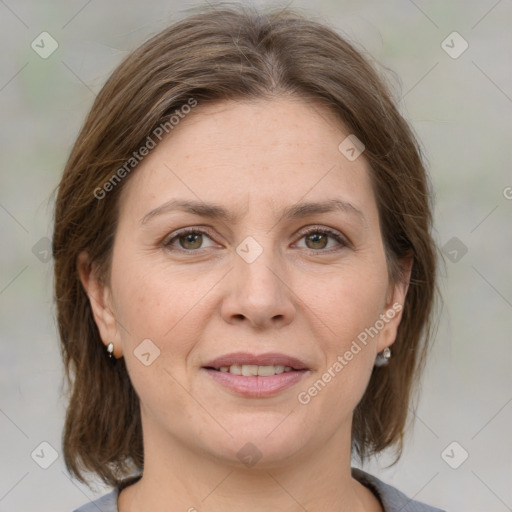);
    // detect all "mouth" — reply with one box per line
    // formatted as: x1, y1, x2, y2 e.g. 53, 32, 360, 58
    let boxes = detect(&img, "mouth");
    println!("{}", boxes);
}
201, 352, 310, 398
204, 364, 301, 376
202, 352, 309, 374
